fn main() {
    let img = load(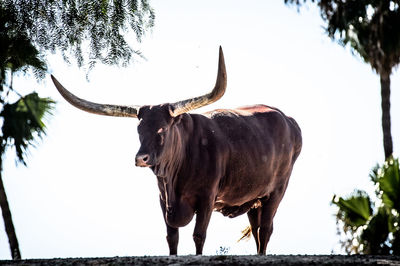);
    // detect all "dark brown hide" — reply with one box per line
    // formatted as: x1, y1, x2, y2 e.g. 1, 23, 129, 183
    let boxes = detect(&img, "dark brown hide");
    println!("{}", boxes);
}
135, 104, 302, 255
